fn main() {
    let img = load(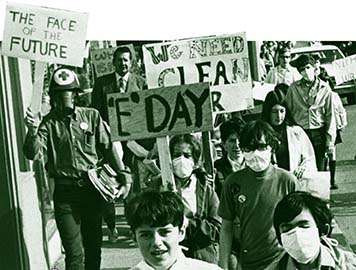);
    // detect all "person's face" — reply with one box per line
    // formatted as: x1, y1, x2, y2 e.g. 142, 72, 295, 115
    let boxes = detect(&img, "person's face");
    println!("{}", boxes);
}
113, 52, 132, 76
279, 51, 291, 68
135, 224, 185, 270
270, 104, 286, 126
279, 208, 319, 235
314, 60, 321, 75
223, 133, 242, 161
241, 134, 269, 153
52, 91, 75, 111
299, 64, 316, 82
172, 142, 195, 164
